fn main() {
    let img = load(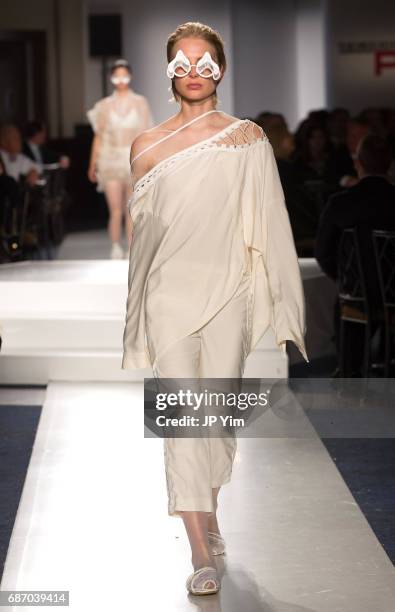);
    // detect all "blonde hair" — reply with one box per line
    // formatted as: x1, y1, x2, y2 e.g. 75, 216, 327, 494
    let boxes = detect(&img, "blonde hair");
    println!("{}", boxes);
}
166, 22, 226, 107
